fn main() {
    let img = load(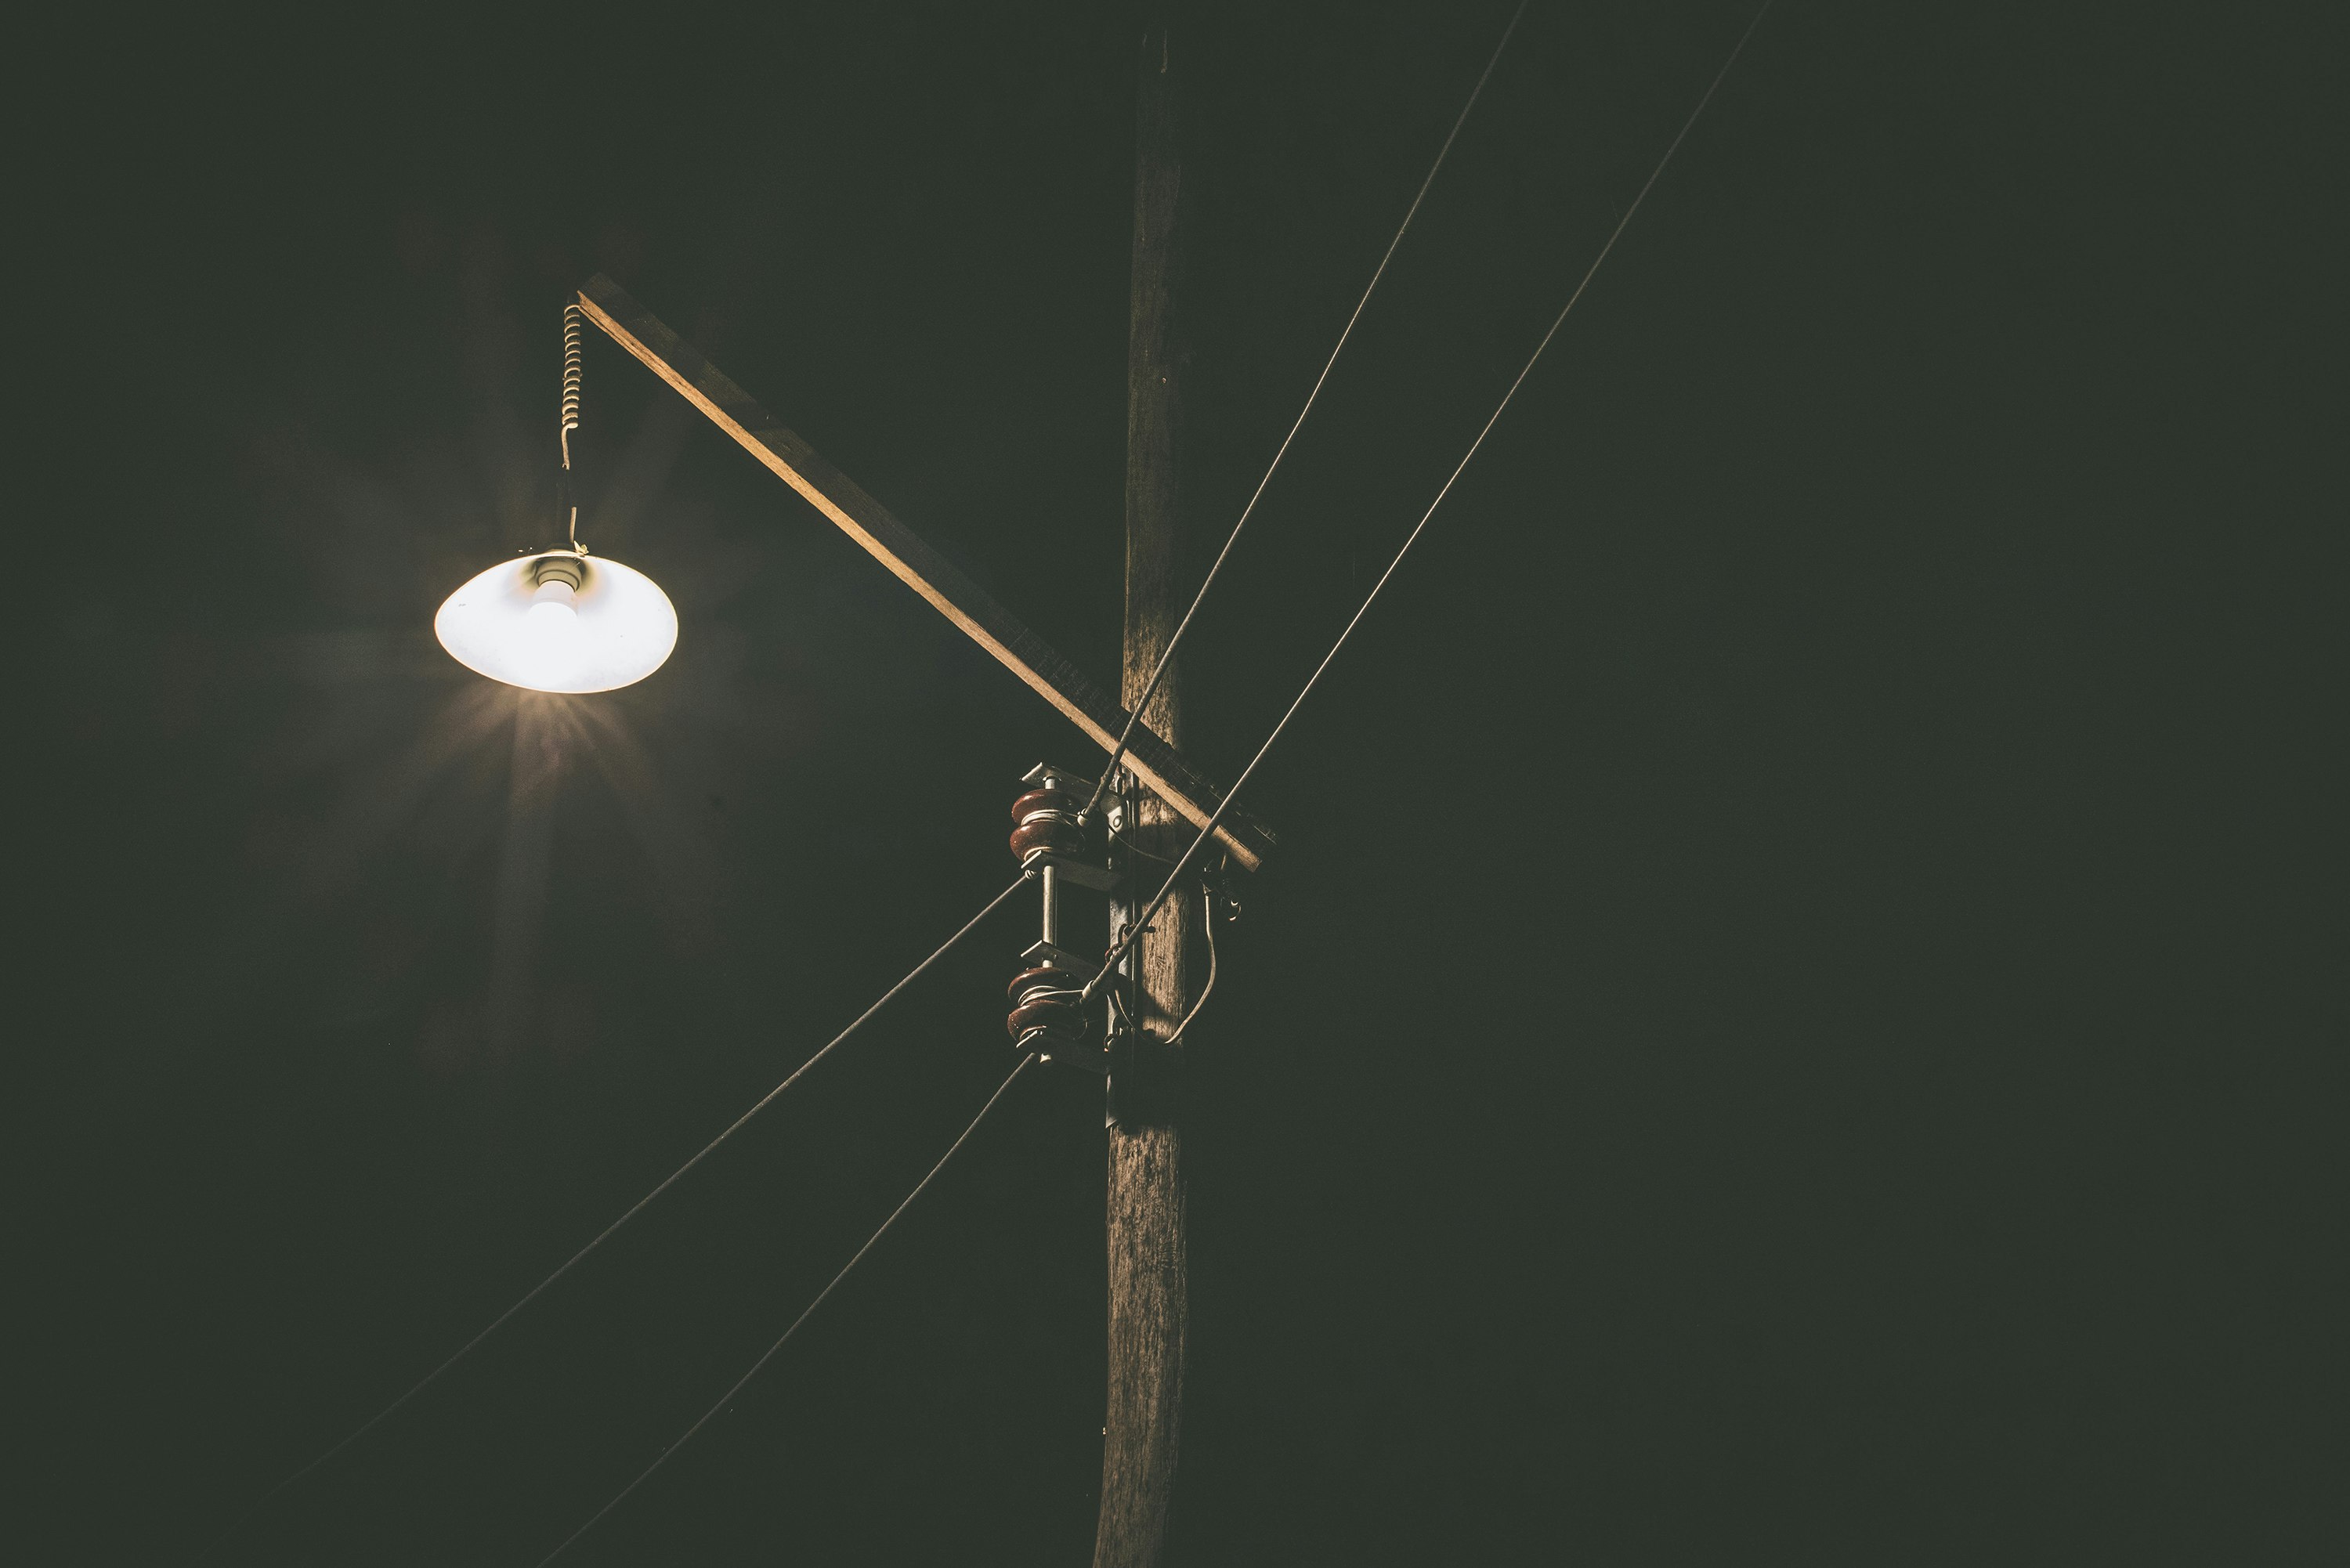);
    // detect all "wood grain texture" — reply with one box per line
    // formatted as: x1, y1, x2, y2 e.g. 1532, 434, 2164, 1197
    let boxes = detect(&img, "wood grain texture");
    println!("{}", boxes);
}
573, 273, 1274, 874
1098, 16, 1195, 1566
